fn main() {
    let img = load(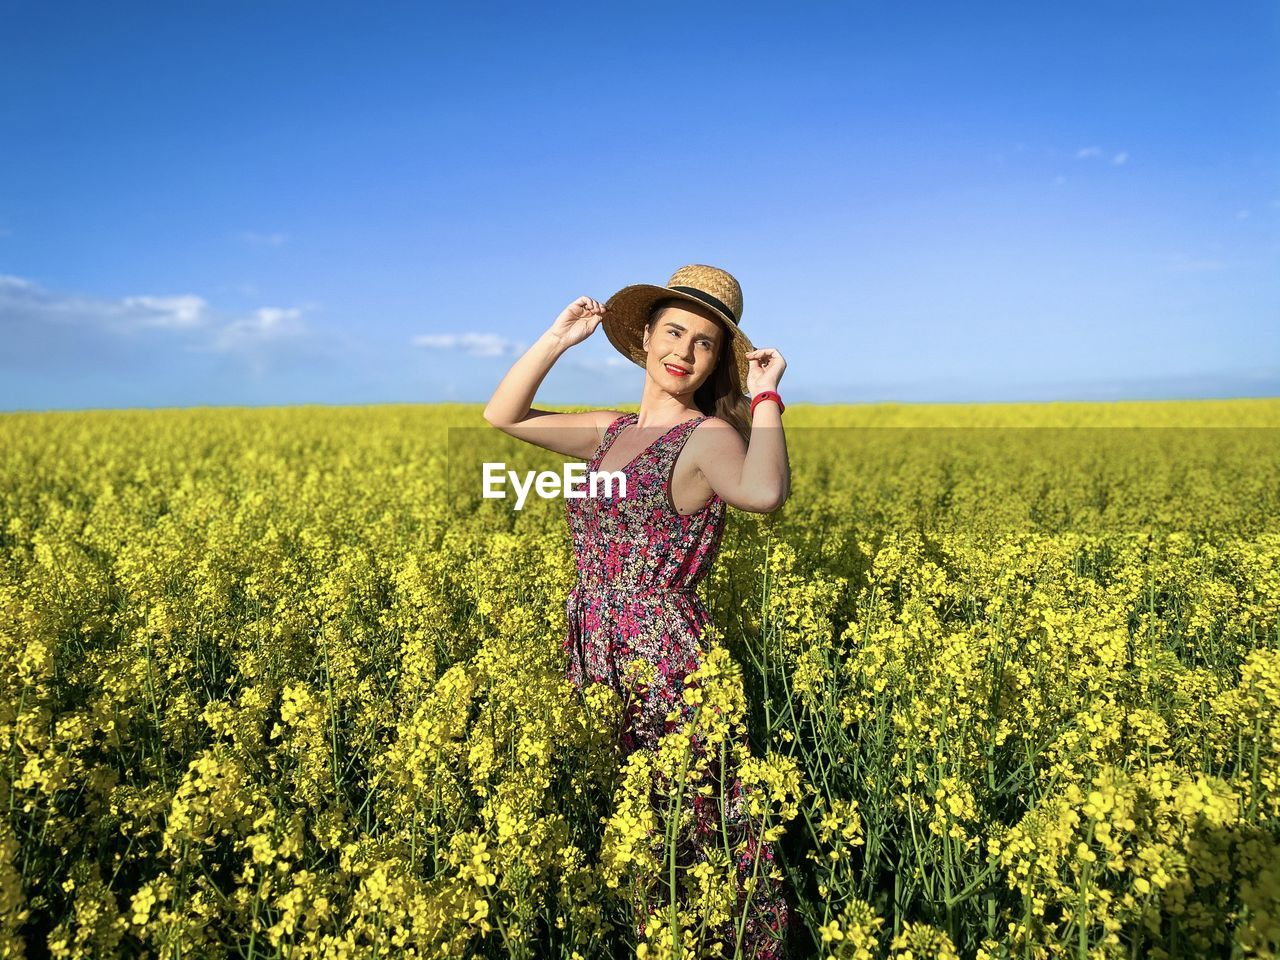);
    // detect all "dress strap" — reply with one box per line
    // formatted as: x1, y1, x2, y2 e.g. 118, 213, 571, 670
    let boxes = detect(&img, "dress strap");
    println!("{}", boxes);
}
651, 416, 708, 465
592, 413, 637, 468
